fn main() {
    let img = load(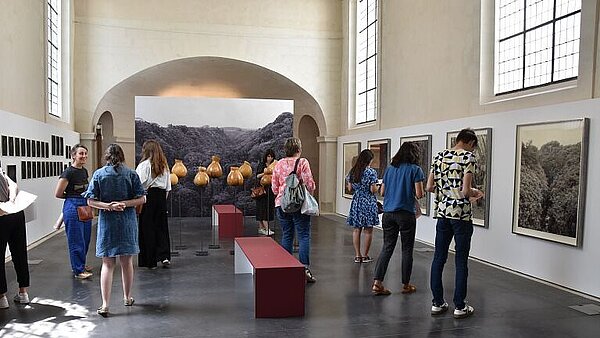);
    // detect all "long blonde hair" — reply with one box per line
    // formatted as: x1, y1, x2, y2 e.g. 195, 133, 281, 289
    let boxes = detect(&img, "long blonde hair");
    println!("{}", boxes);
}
141, 140, 168, 178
